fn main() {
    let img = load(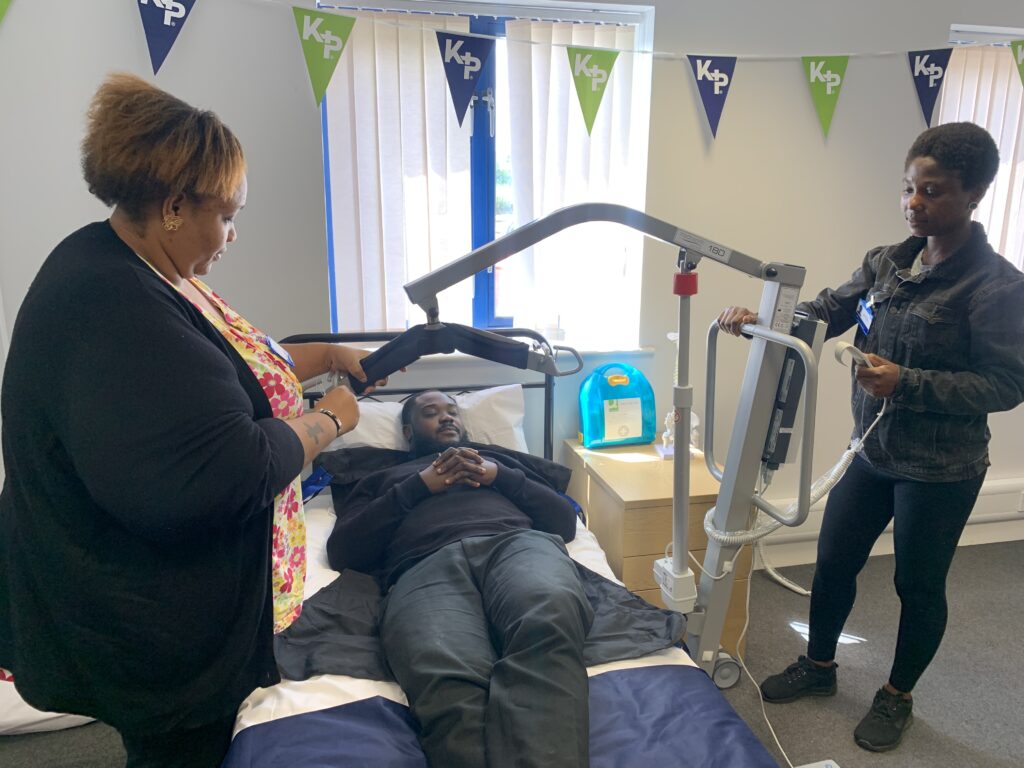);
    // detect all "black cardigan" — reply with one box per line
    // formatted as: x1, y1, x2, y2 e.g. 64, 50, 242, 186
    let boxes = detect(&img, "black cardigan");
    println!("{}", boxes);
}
0, 222, 304, 732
